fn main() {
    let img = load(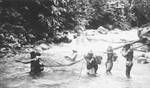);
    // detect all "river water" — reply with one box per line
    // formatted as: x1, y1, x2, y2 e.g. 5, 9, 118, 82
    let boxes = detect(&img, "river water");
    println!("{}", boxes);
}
0, 29, 150, 88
